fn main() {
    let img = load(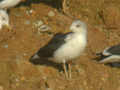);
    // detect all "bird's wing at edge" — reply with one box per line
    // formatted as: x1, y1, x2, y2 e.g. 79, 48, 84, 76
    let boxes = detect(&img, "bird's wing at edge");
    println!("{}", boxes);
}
35, 32, 73, 58
105, 44, 120, 55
